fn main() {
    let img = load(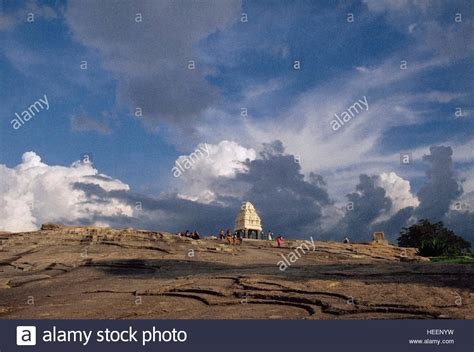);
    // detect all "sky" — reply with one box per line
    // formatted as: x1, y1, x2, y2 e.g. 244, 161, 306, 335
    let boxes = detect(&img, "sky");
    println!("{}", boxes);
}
0, 0, 473, 244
